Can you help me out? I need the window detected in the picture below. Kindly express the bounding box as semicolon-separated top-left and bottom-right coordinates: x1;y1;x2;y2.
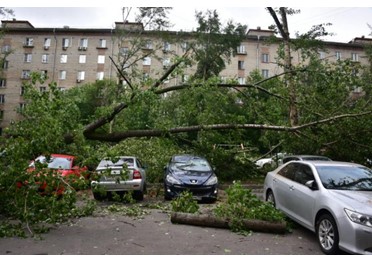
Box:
58;87;66;91
60;54;67;63
143;56;151;66
238;77;246;85
24;38;33;47
319;52;325;59
181;42;188;51
24;53;32;63
97;55;105;64
40;70;48;81
79;55;86;64
79;38;88;50
351;53;359;62
0;110;4;120
59;70;66;80
96;72;104;80
1;60;8;70
77;71;85;81
144;40;153;49
163;58;170;69
62;38;69;49
120;47;129;56
335;51;342;60
41;54;49;63
238;60;245;70
40;86;47;92
44;38;51;49
163;42;171;52
21;70;31;79
181;74;189;83
143;72;149;81
261;53;269;63
0;79;6;87
99;39;107;48
1;45;10;53
237;45;246;54
277;163;296;180
262;69;269;78
0;94;5;104
19;103;26;112
20;86;26;96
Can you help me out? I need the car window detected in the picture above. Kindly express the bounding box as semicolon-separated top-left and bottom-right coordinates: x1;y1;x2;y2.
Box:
277;163;296;180
98;158;134;168
171;158;212;172
136;159;143;168
47;157;72;170
283;157;299;164
294;163;315;185
303;156;331;161
316;165;372;190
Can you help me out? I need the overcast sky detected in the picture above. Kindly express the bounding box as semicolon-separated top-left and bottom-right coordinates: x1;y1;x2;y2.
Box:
2;2;372;43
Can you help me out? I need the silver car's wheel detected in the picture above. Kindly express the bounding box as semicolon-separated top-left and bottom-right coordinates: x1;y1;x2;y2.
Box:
266;190;276;207
316;214;339;255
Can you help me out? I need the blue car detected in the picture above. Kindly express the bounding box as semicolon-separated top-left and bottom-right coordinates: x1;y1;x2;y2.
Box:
163;154;218;202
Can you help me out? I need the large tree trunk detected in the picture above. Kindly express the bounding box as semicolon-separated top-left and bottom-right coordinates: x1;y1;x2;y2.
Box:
170;212;287;234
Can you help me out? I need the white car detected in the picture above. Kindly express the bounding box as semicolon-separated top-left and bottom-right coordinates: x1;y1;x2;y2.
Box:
255;152;286;169
263;160;372;254
91;156;147;201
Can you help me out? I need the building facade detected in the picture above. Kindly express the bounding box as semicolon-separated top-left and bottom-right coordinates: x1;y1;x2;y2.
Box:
0;19;371;134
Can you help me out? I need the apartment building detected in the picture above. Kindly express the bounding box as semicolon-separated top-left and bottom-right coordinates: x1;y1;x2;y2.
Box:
0;19;371;135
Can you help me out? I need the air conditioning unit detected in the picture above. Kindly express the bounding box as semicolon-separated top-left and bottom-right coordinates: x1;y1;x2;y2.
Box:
44;46;49;50
62;46;68;50
78;46;87;51
76;79;81;83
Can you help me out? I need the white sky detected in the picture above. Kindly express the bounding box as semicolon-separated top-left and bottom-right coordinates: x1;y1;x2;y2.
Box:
2;1;372;43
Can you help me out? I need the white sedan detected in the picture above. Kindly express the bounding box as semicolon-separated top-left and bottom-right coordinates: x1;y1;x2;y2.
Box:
263;160;372;254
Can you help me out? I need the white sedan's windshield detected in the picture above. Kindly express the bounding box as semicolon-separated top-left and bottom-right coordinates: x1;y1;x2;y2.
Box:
317;166;372;191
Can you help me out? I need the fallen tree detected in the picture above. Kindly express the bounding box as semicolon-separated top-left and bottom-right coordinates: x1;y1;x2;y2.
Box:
170;212;287;234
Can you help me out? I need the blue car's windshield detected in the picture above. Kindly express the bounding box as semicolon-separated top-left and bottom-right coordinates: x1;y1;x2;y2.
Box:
171;158;212;172
316;165;372;191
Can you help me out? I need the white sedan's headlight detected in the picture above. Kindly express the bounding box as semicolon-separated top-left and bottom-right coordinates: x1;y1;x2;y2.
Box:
345;209;372;228
205;175;218;186
166;175;181;185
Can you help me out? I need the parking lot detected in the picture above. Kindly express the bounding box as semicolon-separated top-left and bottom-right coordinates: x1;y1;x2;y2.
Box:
0;186;328;255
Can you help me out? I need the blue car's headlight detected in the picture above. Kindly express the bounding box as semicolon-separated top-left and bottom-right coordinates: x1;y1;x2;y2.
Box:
166;174;181;185
345;209;372;228
205;175;218;186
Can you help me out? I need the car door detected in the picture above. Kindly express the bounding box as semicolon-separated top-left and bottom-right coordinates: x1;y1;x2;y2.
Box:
285;163;318;229
273;163;298;215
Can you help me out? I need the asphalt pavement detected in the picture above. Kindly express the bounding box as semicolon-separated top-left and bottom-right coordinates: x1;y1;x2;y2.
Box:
0;190;325;255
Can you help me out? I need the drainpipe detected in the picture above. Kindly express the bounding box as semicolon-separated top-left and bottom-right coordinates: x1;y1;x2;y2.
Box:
52;28;57;81
256;35;260;69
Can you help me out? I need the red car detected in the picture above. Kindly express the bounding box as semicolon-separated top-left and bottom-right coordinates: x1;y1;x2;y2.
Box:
19;154;89;195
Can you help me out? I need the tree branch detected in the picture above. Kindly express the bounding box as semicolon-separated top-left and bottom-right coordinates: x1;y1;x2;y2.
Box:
83;111;372;142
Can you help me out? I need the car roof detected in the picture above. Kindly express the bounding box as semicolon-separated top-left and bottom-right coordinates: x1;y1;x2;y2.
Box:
284;155;331;160
297;160;365;168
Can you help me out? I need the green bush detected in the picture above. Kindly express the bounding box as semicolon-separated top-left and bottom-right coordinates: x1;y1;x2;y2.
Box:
214;181;286;233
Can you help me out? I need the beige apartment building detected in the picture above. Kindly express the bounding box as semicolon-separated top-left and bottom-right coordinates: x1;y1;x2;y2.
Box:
0;19;371;135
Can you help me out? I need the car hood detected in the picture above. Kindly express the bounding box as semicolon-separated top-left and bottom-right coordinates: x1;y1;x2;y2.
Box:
329;190;372;212
170;170;214;185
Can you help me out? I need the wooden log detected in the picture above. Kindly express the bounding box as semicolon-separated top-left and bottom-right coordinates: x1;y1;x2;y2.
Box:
170;212;287;234
171;212;230;228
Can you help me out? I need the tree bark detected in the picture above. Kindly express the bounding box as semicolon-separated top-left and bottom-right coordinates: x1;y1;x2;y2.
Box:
170;212;287;234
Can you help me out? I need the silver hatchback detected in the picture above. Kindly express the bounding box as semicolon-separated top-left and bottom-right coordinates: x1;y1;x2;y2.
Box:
91;156;147;201
263;161;372;254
